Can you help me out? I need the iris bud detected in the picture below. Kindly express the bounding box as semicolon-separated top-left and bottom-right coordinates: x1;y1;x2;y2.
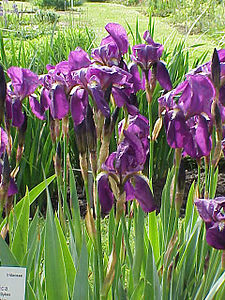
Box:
86;105;97;177
98;108;120;171
85;203;97;247
152;117;162;141
86;104;97;153
49;112;56;144
0;153;10;208
54;142;61;177
16;112;27;163
175;159;185;213
211;48;220;91
74;120;88;182
74;120;87;155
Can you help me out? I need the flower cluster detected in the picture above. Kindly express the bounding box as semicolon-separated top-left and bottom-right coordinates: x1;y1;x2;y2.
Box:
3;22;172;215
159;49;225;161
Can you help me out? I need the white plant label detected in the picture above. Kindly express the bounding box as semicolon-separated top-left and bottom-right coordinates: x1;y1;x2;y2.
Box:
0;267;26;300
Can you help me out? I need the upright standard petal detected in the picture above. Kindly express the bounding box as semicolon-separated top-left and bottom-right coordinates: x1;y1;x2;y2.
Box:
105;23;129;55
98;173;114;214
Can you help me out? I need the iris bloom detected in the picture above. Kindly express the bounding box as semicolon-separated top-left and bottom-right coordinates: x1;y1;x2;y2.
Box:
188;49;225;106
195;198;225;250
118;113;149;154
92;23;129;67
7;67;39;127
30;47;91;122
159;74;214;159
131;31;172;91
98;130;157;214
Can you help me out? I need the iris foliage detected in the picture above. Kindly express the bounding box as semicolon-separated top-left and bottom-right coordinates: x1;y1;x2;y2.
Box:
0;17;225;300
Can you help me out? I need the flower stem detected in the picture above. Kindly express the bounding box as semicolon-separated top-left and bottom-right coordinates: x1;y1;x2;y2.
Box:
197;161;201;196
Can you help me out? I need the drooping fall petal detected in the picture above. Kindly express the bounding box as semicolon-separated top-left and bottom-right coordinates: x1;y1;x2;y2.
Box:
50;85;69;120
98;173;114;214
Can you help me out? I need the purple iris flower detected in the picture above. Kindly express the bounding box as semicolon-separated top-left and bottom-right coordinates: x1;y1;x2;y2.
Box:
188;49;225;107
101;23;129;56
87;65;139;115
91;43;120;67
31;48;91;122
98;130;157;214
45;47;91;90
30;84;69;121
159;73;215;159
92;23;129;68
118;113;149;154
131;30;172;91
163;108;212;159
195;198;225;250
6;67;39;127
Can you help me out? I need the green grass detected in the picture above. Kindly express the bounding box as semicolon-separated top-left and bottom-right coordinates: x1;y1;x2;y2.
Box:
65;2;217;67
2;1;219;68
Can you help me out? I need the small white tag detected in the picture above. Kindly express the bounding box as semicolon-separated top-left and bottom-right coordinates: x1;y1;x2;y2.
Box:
0;267;26;300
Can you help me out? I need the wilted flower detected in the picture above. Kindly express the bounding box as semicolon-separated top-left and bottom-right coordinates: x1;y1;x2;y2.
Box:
195;198;225;250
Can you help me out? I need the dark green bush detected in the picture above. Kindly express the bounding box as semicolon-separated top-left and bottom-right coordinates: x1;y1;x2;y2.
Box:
34;0;69;10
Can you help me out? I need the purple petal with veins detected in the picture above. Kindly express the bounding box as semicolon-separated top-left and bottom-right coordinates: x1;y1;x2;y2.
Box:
156;61;172;91
7;67;39;99
70;87;88;126
29;95;46;120
12;99;24;127
132;175;157;213
50;85;69;120
105;23;129;55
98;173;114;214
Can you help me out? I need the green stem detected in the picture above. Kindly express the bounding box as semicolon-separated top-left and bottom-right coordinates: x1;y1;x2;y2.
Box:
121;212;133;267
95;179;104;287
84;180;91;207
148;101;154;189
197;162;201;196
94;250;100;300
63;134;68;213
204;157;209;198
